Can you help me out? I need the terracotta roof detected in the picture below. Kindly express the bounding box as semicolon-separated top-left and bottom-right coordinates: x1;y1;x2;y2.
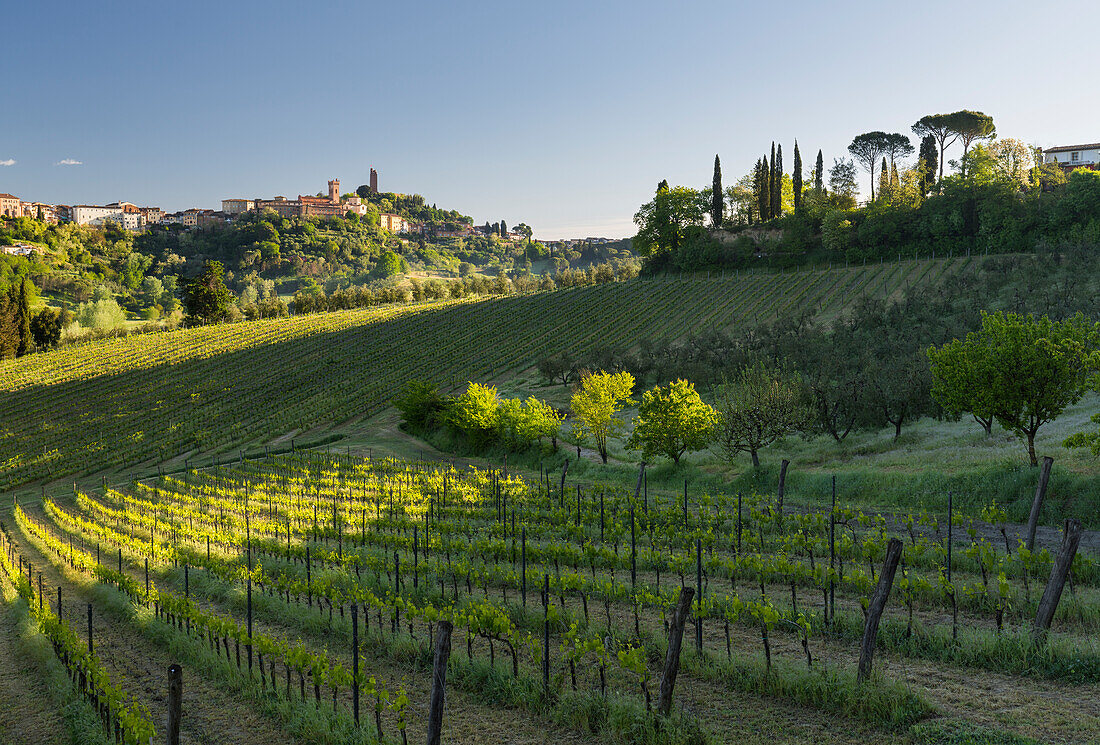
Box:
1044;143;1100;153
0;193;18;199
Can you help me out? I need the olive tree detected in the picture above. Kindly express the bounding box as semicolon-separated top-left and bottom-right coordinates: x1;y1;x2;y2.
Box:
712;362;811;467
929;311;1098;465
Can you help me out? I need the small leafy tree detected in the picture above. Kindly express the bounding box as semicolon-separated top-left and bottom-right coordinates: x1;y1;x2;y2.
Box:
929;311;1099;465
627;379;717;465
393;380;450;430
29;307;62;350
183;260;234;326
712;362;811;467
571;370;635;464
446;382;500;448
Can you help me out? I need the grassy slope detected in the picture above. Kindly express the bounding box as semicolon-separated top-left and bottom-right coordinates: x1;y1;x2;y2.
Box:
1;258;968;493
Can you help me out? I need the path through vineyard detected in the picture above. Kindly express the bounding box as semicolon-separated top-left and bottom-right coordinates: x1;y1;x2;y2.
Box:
0;596;67;745
5;518;294;745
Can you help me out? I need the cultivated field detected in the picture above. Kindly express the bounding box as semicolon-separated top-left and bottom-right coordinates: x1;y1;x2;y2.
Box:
2;452;1096;745
1;258;971;490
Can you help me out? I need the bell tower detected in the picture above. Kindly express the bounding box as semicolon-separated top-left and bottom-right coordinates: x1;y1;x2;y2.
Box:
328;179;340;203
369;168;378;194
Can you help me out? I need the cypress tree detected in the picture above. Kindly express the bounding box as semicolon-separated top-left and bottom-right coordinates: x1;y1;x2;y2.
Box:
815;149;824;192
772;143;783;218
769;143;776;220
0;289;12;359
878;157;890;199
711;154;723;227
757;157;769;222
792;141;803;211
918;135;938;194
501;220;507;236
15;278;30;357
890;162;900;189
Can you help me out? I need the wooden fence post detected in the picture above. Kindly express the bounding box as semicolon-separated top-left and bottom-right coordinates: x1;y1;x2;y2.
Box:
425;620;453;745
1033;519;1083;645
857;538;903;683
657;586;694;717
1026;457;1054;551
167;664;182;745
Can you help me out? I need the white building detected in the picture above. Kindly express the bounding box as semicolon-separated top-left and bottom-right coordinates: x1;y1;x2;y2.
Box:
1043;143;1100;171
71;202;147;232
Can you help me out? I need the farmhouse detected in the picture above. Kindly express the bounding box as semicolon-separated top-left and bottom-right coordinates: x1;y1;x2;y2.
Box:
1043;143;1100;171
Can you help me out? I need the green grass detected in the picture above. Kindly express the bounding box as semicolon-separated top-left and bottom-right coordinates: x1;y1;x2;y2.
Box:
906;720;1041;745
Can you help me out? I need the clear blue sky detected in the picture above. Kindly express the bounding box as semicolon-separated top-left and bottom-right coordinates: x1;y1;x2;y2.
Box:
3;0;1098;239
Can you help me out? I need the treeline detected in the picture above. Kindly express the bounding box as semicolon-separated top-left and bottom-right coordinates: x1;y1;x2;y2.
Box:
538;246;1100;444
635;108;1097;272
291;259;639;314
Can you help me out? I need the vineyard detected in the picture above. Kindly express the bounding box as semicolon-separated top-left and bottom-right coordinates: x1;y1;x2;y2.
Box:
0;257;975;490
2;451;1097;744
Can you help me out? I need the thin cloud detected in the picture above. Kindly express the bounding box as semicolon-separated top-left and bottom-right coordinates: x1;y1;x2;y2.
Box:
55;158;83;166
0;159;14;167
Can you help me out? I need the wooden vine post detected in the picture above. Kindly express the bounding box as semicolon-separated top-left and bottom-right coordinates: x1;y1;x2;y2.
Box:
857;538;903;684
351;604;360;727
425;620;453;745
657;586;694;717
1033;519;1083;645
777;459;790;529
1025;456;1054;551
246;578;253;675
167;664;182;745
829;476;836;624
521;527;527;607
542;574;550;694
695;539;703;651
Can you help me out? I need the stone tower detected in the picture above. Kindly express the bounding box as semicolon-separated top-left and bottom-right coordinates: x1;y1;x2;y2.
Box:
369;168;378;194
328;179;340;203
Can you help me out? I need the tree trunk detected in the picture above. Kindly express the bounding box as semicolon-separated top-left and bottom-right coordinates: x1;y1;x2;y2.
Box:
1026;456;1054;551
1033;520;1082;645
1027;431;1038;467
657;586;695;718
750;449;760;468
973;414;993;436
857;538;903;684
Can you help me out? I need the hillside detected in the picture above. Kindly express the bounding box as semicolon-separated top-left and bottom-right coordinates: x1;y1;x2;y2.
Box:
0;257;972;489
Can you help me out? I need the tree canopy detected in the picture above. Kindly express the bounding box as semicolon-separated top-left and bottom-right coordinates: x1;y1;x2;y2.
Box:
627;379;716;464
571;370;635;463
712;363;810;467
929;311;1099;465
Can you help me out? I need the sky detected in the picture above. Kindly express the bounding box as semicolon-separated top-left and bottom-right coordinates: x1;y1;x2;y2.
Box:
3;0;1099;239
